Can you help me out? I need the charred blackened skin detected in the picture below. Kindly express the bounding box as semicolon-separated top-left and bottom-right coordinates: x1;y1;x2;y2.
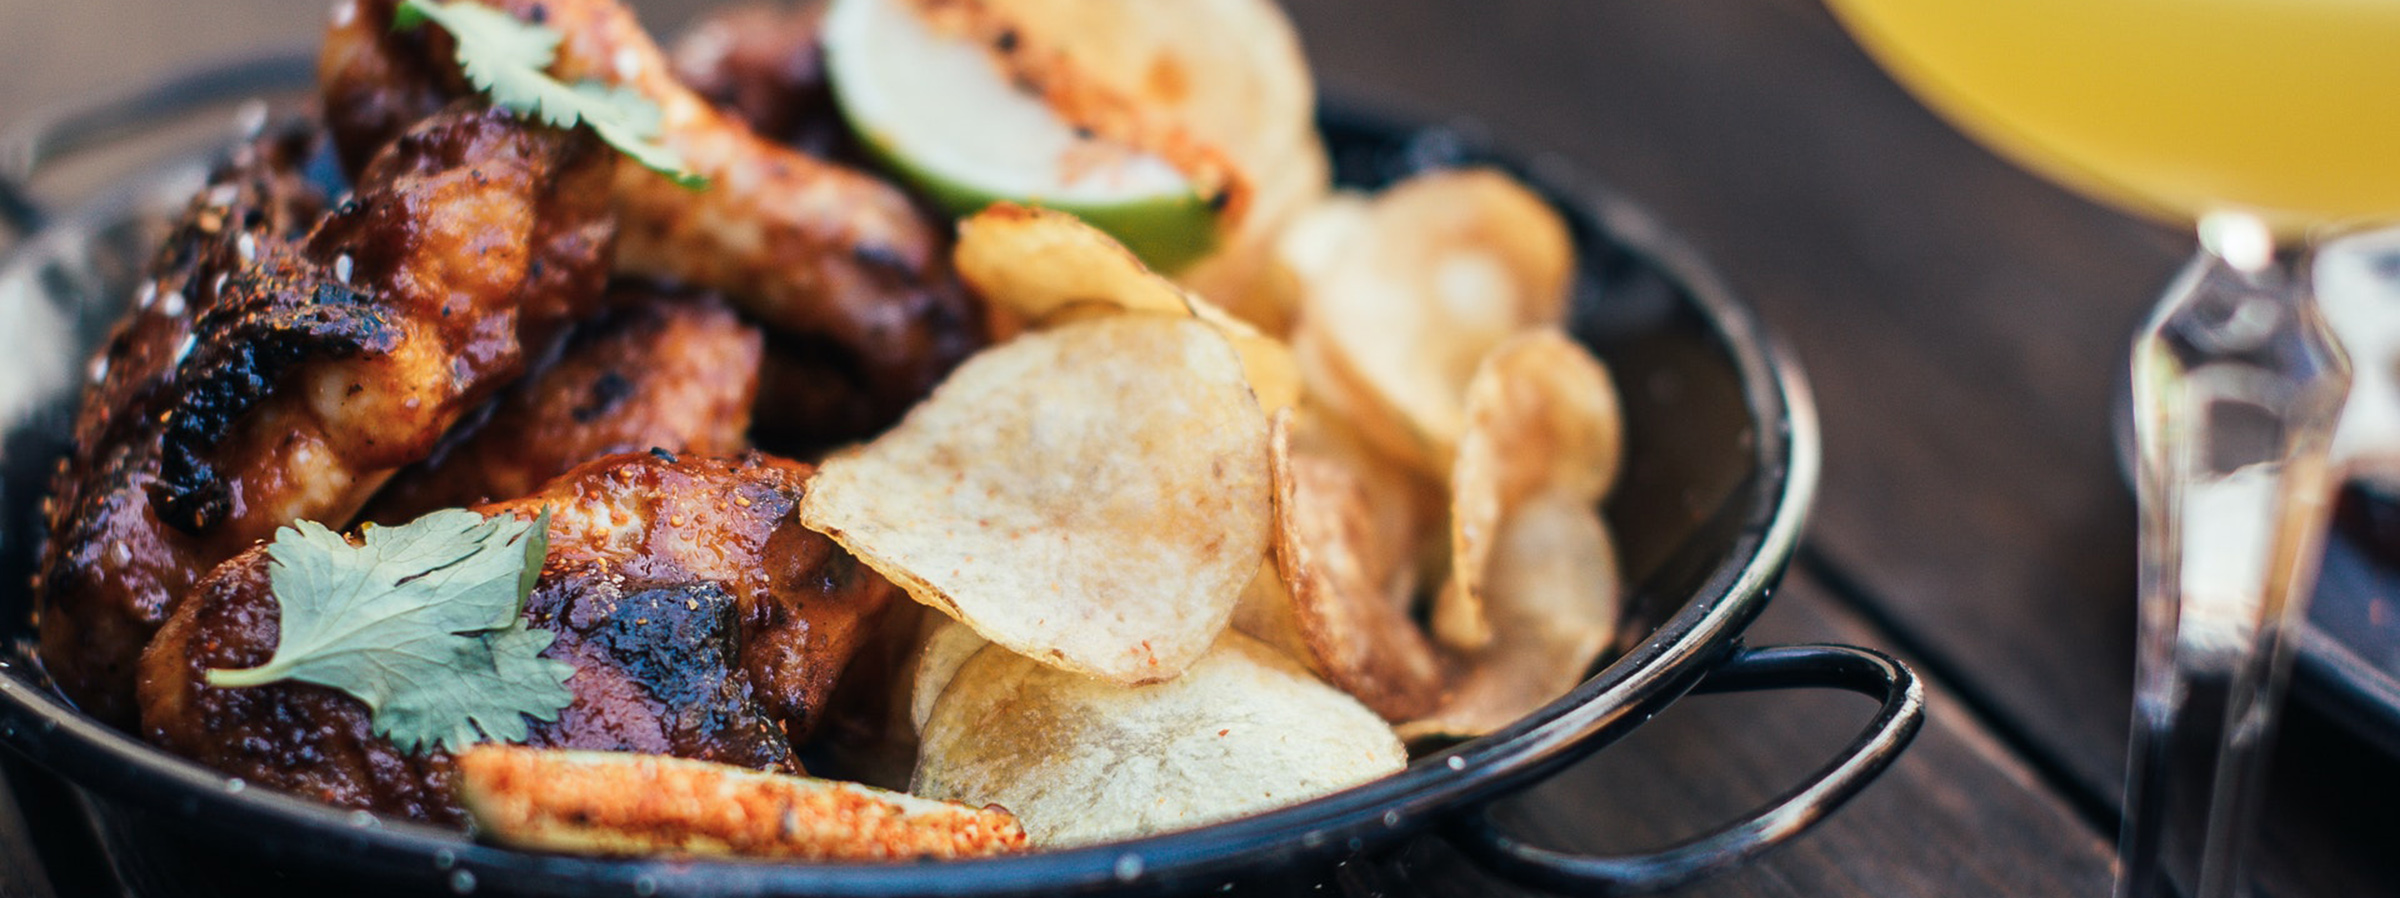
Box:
138;452;897;823
152;278;398;533
568;583;794;769
33;126;335;724
41;106;619;725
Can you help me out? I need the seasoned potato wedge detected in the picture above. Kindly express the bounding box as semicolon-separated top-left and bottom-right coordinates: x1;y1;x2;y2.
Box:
454;747;1027;860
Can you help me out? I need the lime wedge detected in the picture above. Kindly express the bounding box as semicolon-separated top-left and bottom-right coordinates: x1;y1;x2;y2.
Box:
822;0;1219;272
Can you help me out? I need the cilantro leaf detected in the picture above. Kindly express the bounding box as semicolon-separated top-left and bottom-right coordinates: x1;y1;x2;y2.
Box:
394;0;707;189
207;507;576;755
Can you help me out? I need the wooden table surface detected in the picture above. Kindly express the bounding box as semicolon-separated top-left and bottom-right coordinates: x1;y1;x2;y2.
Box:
4;1;2396;896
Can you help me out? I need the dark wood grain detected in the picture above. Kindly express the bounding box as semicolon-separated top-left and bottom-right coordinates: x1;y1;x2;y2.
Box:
1345;575;2114;898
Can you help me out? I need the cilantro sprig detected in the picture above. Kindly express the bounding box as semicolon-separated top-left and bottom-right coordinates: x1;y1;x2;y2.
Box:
394;0;706;189
208;508;576;755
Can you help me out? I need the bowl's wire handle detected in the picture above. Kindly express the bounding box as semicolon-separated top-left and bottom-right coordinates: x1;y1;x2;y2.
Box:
0;49;317;249
1442;643;1924;896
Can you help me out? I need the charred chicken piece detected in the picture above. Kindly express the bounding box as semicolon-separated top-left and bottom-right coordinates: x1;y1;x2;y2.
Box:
38;106;618;724
668;1;846;155
138;451;900;826
34;127;331;723
363;284;764;523
666;2;903;455
320;0;988;427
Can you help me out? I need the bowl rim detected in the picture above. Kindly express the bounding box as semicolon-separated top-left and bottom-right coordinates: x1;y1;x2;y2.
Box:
0;57;1820;896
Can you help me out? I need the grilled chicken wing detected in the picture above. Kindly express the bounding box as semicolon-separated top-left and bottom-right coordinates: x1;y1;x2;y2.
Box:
363;285;764;523
37;106;618;723
138;452;899;825
321;0;988;426
33;128;332;722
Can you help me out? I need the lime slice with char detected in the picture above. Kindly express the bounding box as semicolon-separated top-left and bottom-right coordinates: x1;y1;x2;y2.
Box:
822;0;1219;272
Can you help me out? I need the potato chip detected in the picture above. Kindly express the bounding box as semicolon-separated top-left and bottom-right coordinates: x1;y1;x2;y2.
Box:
1267;408;1445;721
1187;290;1304;414
913;632;1405;846
1272;190;1375;288
1439;328;1623;649
1228;559;1316;672
1177;133;1332;333
799;315;1270;685
1291;168;1575;476
954;203;1302;413
1401;493;1621;741
909;617;991;734
955;203;1191;326
454;747;1027;860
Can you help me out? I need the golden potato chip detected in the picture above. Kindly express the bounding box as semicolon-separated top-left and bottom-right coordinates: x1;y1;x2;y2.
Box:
1228;559;1315;673
800;315;1270;685
1188;289;1304;414
909;617;991;734
1272;190;1375;288
454;747;1027;860
955;203;1190;326
1267;408;1445;721
1177;132;1332;333
954;203;1302;413
1439;328;1623;649
913;632;1406;846
1401;493;1621;741
1291;168;1576;476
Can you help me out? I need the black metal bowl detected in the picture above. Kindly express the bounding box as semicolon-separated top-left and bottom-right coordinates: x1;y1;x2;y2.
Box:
0;52;1921;897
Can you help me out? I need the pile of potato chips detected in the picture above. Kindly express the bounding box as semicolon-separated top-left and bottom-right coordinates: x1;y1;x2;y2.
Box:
799;164;1628;845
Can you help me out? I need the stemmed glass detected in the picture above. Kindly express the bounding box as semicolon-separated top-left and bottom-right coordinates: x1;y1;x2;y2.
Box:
1816;2;2400;895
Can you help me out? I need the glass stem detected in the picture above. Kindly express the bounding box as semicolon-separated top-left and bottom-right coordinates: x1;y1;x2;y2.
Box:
2118;214;2349;898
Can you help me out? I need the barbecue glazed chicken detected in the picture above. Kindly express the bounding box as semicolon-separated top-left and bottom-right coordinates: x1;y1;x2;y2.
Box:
139;452;899;825
37;106;618;724
40;0;958;832
321;0;989;429
363;285;764;523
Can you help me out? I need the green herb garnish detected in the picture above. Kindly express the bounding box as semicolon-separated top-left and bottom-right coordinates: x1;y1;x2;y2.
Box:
393;0;706;188
207;507;575;755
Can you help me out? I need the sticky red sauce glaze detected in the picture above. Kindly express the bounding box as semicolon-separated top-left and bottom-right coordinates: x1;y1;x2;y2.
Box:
362;285;763;522
39;107;618;725
33;128;330;726
137;452;899;825
321;0;991;429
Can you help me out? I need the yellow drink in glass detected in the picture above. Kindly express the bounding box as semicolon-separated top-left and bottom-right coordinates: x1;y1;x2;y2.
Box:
1823;0;2400;233
1823;4;2399;897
